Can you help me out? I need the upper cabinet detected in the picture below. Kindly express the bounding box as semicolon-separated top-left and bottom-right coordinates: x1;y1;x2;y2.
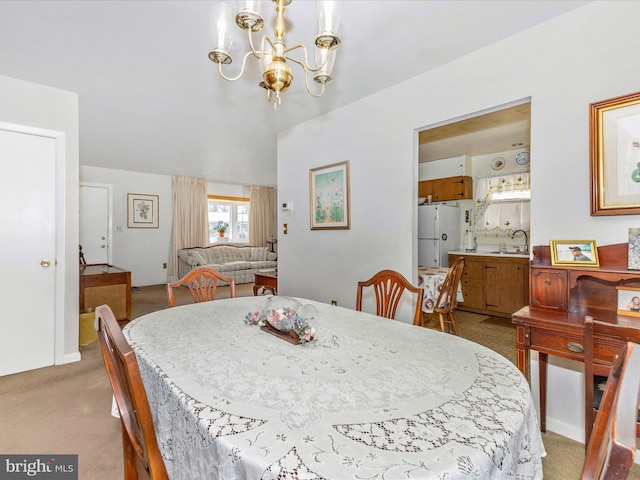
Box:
418;175;473;202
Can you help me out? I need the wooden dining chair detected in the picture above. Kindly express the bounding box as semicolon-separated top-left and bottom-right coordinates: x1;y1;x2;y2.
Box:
356;269;424;325
425;257;465;335
580;340;640;480
95;305;169;480
583;315;640;449
166;265;236;307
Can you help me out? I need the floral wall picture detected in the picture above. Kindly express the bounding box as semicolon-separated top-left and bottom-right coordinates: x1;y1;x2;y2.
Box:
590;90;640;215
309;161;350;230
628;228;640;270
127;193;159;228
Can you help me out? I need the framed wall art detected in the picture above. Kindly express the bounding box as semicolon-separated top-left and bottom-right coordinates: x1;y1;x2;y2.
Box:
549;240;599;267
590;90;640;215
309;160;350;230
127;193;159;228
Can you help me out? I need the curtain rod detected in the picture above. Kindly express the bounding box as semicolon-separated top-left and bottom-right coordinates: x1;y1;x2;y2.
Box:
475;171;530;180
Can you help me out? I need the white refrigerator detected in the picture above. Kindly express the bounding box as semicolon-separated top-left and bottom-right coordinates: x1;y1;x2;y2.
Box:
418;204;460;267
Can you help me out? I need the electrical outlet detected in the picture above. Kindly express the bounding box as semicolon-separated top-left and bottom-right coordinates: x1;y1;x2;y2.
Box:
331;300;337;306
163;263;167;269
283;223;288;234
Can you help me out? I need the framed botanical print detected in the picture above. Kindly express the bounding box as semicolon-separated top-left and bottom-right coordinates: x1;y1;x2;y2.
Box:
127;193;159;228
590;90;640;215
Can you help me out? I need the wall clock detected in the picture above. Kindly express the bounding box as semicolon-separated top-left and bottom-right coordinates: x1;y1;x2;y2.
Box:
515;150;530;167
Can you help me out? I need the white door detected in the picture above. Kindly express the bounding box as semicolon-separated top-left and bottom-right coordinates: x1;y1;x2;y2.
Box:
0;129;56;376
80;184;111;264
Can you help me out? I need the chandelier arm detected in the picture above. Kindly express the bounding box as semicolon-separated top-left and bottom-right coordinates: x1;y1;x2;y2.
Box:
217;51;255;81
284;43;328;73
300;68;326;98
246;28;275;60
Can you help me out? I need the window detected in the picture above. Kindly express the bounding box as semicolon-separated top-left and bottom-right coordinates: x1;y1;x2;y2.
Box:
208;196;250;243
474;173;530;235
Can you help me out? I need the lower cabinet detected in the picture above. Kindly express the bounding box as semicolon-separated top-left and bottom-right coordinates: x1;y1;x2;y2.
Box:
448;254;529;318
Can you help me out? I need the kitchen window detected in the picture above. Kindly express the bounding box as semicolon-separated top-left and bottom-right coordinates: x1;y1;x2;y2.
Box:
474;172;530;235
208;196;250;244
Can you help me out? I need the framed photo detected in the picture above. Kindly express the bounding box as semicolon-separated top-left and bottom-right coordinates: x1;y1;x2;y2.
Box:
616;286;640;317
309;161;350;230
127;193;159;228
550;240;599;266
590;91;640;216
628;228;640;270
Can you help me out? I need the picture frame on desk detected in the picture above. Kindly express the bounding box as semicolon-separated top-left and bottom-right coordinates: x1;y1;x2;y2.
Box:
616;286;640;317
590;90;640;216
628;228;640;270
549;239;599;266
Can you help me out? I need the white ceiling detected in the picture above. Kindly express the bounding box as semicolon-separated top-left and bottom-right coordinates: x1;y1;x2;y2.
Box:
0;1;588;184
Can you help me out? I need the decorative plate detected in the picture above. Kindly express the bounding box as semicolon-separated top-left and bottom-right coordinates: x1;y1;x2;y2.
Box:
491;157;505;171
515;150;530;167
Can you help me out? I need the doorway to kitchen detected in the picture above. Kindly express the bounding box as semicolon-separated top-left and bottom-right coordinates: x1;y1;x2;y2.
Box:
417;98;531;251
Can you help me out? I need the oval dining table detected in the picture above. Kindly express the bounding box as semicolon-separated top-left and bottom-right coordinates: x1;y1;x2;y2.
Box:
123;296;545;480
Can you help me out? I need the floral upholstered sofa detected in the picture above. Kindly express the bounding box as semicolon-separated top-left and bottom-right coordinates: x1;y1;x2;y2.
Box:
176;245;277;285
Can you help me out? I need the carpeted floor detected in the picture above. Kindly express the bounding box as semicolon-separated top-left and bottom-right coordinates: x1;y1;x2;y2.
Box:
1;284;638;479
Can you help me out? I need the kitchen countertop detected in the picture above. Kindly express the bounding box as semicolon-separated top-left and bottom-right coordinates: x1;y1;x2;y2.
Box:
449;249;530;258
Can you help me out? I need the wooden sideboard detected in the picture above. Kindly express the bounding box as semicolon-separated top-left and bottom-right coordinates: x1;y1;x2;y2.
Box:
80;264;131;324
512;243;640;431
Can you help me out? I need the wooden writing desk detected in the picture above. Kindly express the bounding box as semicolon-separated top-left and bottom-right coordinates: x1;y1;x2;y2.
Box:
512;243;640;431
80;264;131;324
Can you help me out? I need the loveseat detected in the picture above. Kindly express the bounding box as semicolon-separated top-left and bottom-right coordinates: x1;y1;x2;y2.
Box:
177;245;277;285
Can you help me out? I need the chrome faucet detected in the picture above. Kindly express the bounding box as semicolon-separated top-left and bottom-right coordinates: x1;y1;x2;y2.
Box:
512;229;528;253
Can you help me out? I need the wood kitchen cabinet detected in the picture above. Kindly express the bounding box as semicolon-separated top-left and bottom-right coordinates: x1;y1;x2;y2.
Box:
419;176;472;202
448;253;529;318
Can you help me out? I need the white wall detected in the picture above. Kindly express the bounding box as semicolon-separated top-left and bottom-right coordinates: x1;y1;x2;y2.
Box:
80;167;274;285
80;166;172;286
277;1;640;442
0;74;79;363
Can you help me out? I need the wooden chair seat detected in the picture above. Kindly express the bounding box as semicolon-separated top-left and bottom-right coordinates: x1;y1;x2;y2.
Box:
356;269;424;325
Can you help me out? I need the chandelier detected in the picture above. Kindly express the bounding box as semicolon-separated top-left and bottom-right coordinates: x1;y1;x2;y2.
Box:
208;0;342;109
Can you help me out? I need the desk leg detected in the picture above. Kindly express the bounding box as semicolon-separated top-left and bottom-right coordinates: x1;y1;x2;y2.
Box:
515;326;529;377
539;352;548;432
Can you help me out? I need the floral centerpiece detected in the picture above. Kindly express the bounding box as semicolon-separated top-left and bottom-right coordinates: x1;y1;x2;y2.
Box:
245;297;317;344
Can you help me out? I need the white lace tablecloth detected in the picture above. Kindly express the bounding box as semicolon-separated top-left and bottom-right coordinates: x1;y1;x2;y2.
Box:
123;296;545;480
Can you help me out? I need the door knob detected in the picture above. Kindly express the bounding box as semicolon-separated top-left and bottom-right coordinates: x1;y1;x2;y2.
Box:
101;245;106;248
41;260;51;268
101;237;106;240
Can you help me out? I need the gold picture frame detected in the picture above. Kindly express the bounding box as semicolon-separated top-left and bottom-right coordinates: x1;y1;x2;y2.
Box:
550;240;599;267
127;193;159;228
309;161;350;230
590;90;640;215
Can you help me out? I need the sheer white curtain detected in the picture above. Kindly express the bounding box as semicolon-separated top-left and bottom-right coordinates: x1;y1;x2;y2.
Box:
249;186;275;247
168;176;209;282
474;172;530;236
